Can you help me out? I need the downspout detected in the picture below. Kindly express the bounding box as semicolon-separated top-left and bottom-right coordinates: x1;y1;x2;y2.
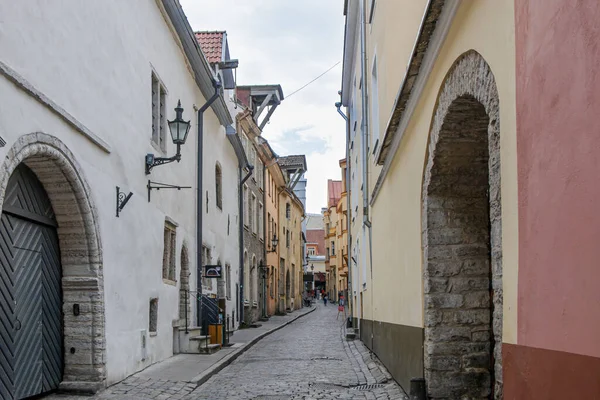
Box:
196;80;221;327
336;100;352;322
360;0;375;350
239;165;253;324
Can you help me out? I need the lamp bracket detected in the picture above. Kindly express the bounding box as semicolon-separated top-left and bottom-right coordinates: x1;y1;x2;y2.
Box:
147;180;191;202
145;144;181;174
116;186;133;217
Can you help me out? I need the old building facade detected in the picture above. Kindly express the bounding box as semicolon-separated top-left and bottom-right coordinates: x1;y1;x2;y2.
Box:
323;162;349;302
0;0;246;396
277;156;307;313
305;214;326;293
340;0;600;399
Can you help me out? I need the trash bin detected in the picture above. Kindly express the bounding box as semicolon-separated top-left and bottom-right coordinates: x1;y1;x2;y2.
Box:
208;324;223;345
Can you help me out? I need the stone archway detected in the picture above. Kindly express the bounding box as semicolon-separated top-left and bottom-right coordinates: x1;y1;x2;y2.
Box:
0;132;106;393
179;243;190;325
422;51;502;399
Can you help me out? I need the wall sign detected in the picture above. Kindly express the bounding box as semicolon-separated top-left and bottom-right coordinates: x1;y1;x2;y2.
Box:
204;264;222;278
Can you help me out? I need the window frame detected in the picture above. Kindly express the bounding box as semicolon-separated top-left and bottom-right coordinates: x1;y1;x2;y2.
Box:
215;162;223;210
151;71;167;152
162;221;177;282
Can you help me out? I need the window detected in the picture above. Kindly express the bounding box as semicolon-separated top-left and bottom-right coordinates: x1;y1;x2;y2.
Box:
151;72;167;151
286;230;290;248
267;212;271;242
371;56;380;152
308;247;316;256
331;241;335;256
226;264;232;299
149;298;158;334
270;266;274;298
258;202;264;240
215;163;222;210
251;194;257;234
243;184;249;227
162;221;176;281
286;203;291;219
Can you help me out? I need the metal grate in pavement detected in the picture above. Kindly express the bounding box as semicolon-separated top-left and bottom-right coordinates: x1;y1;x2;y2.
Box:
350;383;385;390
309;382;345;391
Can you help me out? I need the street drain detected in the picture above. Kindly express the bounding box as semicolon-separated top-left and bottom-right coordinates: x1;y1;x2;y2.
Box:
350;384;385;391
309;382;345;391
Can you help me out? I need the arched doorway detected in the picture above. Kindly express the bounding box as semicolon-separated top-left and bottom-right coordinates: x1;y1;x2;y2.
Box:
179;244;190;325
422;52;502;399
0;164;62;399
250;255;257;305
0;133;106;395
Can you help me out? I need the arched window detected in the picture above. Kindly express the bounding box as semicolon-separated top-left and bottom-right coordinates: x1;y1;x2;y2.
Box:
215;163;222;209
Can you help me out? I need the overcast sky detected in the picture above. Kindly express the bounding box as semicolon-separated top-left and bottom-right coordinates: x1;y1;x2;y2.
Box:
180;0;346;214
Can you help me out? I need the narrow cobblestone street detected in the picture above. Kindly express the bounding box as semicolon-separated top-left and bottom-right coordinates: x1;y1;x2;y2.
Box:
47;304;406;400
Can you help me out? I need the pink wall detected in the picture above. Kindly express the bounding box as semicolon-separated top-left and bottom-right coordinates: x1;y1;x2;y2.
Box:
516;0;600;357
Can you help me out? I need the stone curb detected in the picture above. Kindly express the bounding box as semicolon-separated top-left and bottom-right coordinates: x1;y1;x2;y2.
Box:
190;306;316;386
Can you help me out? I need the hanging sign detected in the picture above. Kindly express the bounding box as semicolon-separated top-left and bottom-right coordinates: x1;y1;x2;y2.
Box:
204;264;222;278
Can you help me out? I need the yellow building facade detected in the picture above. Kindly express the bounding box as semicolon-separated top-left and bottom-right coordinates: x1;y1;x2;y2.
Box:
323;160;349;303
341;1;516;398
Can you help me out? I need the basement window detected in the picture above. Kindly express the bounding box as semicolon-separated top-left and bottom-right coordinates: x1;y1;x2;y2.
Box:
149;298;158;334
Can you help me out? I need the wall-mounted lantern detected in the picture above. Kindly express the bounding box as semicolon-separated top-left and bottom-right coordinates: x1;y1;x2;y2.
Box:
267;234;278;253
145;100;191;174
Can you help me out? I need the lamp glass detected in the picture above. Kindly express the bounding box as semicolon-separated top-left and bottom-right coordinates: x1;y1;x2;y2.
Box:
169;119;190;145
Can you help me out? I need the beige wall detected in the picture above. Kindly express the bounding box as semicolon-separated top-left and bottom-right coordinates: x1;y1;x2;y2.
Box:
278;190;304;309
349;1;518;342
265;168;279;315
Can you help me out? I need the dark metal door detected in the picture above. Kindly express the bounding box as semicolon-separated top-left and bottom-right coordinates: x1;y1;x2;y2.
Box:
0;164;62;399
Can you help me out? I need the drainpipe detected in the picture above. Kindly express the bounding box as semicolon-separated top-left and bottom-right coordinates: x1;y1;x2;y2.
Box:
196;80;221;327
359;0;375;351
336;100;353;323
239;165;253;324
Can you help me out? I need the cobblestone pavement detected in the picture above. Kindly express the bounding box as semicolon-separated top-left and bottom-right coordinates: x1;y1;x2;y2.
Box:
46;304;407;399
188;304;406;400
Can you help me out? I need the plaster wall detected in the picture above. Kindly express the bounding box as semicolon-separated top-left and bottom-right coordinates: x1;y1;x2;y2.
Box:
265;168;279;315
367;0;517;338
515;0;600;359
0;0;240;384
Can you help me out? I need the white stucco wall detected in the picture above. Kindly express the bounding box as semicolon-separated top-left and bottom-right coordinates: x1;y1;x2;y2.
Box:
0;0;239;384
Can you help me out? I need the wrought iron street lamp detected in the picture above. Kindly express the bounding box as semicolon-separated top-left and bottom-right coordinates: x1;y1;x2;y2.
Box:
267;234;279;253
145;100;191;174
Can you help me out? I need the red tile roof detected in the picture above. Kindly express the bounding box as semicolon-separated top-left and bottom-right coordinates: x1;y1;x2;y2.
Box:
195;31;225;63
328;180;342;208
306;229;325;255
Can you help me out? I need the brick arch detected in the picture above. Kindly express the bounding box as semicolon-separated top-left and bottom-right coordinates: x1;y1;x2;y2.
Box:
0;132;106;393
422;51;502;399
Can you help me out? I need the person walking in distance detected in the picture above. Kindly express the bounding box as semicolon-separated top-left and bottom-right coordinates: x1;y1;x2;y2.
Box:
323;292;328;306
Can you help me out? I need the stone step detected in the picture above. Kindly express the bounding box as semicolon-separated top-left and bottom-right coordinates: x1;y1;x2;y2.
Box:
189;335;210;341
345;332;356;341
198;343;221;354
